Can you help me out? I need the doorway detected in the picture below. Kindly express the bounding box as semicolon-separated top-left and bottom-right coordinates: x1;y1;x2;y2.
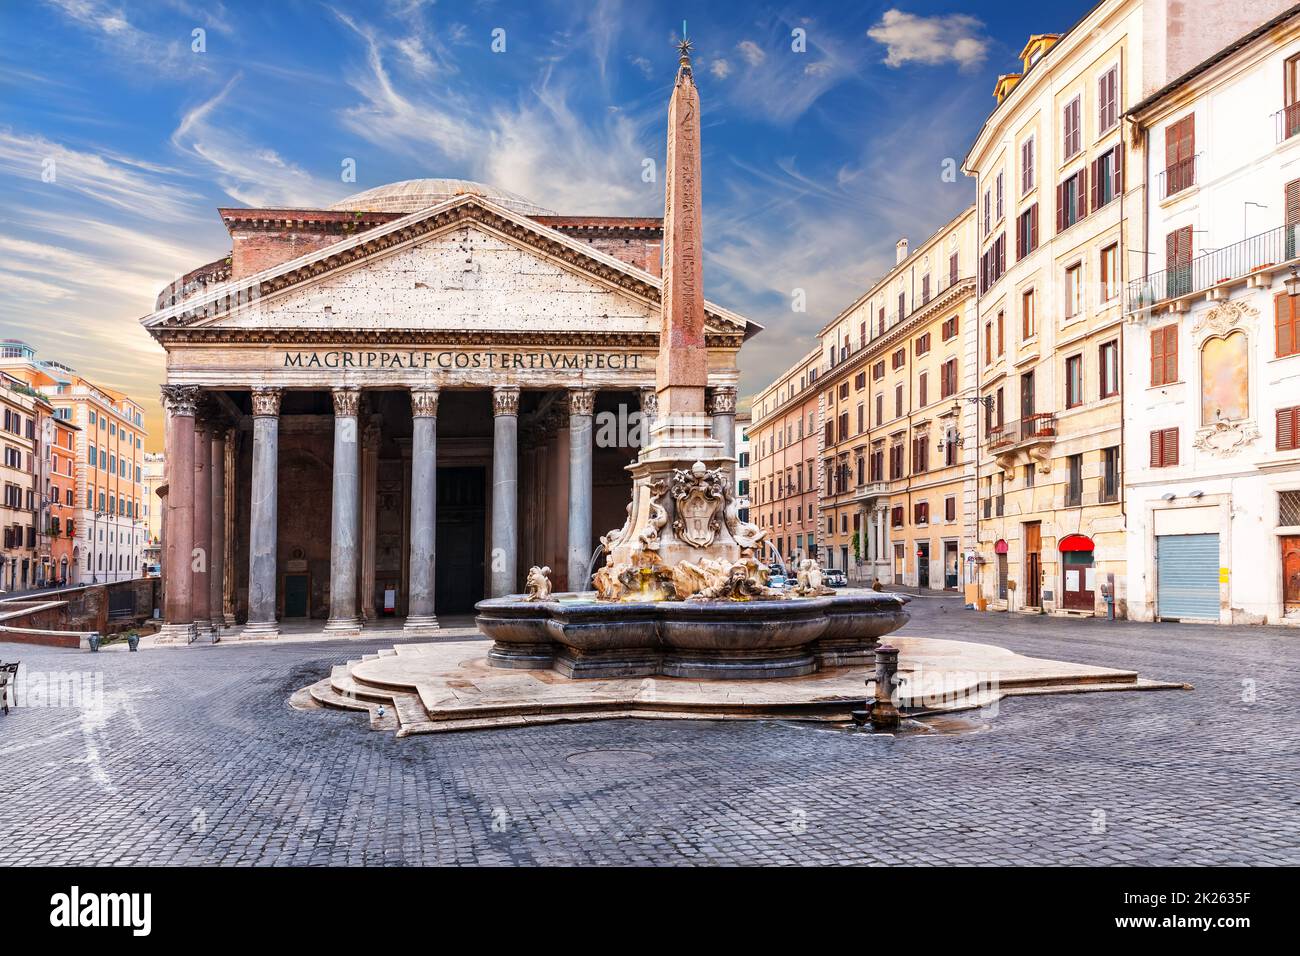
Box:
1024;521;1042;608
1062;552;1095;610
284;574;310;618
917;541;930;589
943;541;958;589
436;466;486;615
1283;536;1300;614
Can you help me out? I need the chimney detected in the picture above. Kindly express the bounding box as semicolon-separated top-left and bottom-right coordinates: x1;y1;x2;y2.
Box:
895;238;909;265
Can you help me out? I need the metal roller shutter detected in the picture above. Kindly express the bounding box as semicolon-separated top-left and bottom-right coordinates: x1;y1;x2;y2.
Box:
1156;533;1219;621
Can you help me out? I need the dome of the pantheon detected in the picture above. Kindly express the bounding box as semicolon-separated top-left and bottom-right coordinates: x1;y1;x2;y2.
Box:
328;178;555;216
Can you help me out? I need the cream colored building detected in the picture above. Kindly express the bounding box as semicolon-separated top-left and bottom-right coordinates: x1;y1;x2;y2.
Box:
817;207;980;589
962;0;1289;617
0;370;47;591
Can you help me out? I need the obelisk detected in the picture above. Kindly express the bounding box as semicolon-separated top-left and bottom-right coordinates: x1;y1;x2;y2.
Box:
656;37;708;419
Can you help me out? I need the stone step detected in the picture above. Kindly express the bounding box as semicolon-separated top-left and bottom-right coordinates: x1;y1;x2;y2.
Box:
305;678;400;732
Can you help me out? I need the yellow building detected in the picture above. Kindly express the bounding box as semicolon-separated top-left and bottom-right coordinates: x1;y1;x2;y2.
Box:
1;370;49;591
817;207;980;589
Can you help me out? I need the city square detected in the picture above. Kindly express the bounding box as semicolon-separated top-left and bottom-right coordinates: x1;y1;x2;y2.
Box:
0;0;1296;920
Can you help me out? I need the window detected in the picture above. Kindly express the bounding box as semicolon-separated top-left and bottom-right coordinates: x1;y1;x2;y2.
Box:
1016;204;1039;259
1277;405;1300;451
1098;66;1118;133
891;505;904;528
875;393;883;426
854;371;867;390
942;315;959;340
983;189;992;236
1065;354;1083;408
940;358;958;399
1100;243;1119;301
1065;263;1083;319
913;501;930;525
911;433;929;474
1151;324;1178;385
1166;225;1193;298
872;360;885;381
889;444;904;480
1065;453;1083;506
1063;96;1082;158
979;233;1007;293
1149;427;1179;467
891;348;906;370
1057;169;1087;231
1022;288;1036;339
857;404;864;433
894;384;903;418
918;372;928;408
898;291;906;320
996;310;1005;356
984;322;993;366
915;333;931;356
1277;293;1300;358
1021;136;1035;194
1023;463;1035;488
995;171;1004;221
1102;446;1120;502
949;253;959;286
945;496;956;522
921;274;931;304
838;382;850;400
870;446;883;482
1165;114;1196;196
1099;340;1119;398
1285;53;1300;140
1091;145;1123;209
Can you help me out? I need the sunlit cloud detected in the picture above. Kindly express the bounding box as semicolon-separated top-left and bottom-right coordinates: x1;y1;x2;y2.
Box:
867;9;990;71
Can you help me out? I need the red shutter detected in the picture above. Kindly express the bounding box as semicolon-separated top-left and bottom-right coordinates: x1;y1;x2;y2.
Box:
1165;325;1178;384
1149;430;1162;466
1015;214;1023;259
1278;293;1298;357
1113;144;1124;194
1286;178;1300;225
1076;167;1088;221
1030;203;1038;251
1057;182;1066;231
1090;158;1101;211
1163;428;1179;466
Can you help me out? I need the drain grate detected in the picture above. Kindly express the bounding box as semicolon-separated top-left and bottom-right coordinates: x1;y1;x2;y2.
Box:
565;749;655;767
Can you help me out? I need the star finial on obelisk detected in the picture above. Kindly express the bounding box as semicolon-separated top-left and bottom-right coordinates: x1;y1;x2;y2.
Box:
657;33;706;416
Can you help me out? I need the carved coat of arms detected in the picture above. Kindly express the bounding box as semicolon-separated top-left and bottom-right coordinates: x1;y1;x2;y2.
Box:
671;461;724;549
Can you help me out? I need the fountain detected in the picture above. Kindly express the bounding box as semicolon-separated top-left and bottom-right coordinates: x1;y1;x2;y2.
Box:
475;39;911;680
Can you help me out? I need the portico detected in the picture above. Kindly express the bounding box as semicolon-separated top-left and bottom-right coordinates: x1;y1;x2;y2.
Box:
143;180;755;640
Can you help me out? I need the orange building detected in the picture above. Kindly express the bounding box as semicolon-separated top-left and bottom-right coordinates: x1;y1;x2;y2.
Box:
43;414;79;585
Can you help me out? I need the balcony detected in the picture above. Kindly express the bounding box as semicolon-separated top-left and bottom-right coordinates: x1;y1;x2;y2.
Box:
988;413;1057;451
1125;222;1300;313
1275;102;1300;143
1158;154;1200;200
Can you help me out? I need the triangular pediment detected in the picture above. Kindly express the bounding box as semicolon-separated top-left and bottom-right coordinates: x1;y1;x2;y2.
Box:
141;194;756;343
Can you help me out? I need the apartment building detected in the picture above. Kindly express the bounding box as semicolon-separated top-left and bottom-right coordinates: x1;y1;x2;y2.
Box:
733;410;752;525
43;412;79;585
1124;5;1300;624
0;341;149;584
748;347;822;569
1;371;47;591
142;451;165;573
817;208;980;589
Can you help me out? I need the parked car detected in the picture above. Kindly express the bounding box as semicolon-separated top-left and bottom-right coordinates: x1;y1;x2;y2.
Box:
823;568;848;588
768;573;788;590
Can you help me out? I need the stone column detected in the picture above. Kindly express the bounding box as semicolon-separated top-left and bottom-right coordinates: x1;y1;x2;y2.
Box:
707;385;738;460
222;429;237;625
157;385;198;644
325;387;362;635
242;387;281;639
360;419;380;621
191;417;213;640
567;388;595;591
405;387;440;634
490;385;519;597
209;425;227;637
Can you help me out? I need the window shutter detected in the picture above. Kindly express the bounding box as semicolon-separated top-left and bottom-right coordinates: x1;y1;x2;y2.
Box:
1076;167;1088;221
1278;407;1298;451
1149;430;1162;467
1030;203;1038;250
1278;293;1297;357
1015;215;1023;259
1163;428;1179;466
1090;158;1100;211
1151;328;1164;385
1165;325;1178;384
1113;144;1124;194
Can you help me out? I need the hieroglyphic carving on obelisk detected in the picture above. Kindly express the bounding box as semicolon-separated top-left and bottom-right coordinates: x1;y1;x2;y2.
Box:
656;38;708;416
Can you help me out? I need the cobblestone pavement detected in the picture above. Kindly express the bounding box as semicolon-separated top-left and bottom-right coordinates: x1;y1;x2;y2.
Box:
0;600;1295;865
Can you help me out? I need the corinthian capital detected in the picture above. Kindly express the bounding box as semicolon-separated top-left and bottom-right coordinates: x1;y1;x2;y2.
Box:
569;388;596;418
160;384;200;418
332;386;361;418
409;386;440;418
706;385;737;415
493;385;520;417
250;387;282;418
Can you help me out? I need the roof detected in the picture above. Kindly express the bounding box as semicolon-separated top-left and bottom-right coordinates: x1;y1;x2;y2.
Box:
328;178;555;217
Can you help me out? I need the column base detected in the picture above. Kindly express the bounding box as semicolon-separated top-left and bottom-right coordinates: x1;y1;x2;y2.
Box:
323;617;363;637
402;614;441;635
155;622;197;644
239;620;280;640
223;613;237;627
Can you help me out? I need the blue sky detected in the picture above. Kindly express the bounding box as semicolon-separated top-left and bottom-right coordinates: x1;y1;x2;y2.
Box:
0;0;1094;447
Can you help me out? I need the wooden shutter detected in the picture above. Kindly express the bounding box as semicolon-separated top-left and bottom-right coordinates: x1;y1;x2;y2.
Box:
1165;226;1192;270
1278;292;1299;357
1030;203;1038;251
1163;428;1179;466
1113;144;1124;194
1277;406;1299;451
1286;179;1300;225
1167;115;1195;167
1076;167;1088;221
1089;158;1101;211
1015;213;1023;259
1056;182;1066;232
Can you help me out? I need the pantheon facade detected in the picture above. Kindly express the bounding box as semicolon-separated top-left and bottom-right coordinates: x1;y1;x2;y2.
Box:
143;179;756;640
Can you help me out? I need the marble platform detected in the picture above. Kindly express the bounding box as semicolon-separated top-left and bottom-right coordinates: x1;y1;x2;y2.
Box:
291;636;1190;736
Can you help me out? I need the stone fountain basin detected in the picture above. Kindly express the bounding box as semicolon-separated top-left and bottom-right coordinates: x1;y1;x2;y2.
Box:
475;588;911;680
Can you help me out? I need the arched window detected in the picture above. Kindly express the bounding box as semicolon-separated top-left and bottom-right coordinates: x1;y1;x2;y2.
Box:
1200;331;1249;424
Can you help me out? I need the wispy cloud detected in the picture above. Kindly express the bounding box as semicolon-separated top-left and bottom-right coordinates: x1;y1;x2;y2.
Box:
43;0;206;74
867;9;989;71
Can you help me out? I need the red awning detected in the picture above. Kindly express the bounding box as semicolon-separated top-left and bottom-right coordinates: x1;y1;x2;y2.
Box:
1059;533;1094;552
994;539;1009;554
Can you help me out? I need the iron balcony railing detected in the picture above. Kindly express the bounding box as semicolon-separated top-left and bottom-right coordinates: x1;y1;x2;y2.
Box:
1275;103;1300;143
1158;153;1201;200
1125;222;1300;313
987;413;1057;451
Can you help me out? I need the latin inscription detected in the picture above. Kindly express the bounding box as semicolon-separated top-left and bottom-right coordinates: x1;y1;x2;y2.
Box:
282;350;644;371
